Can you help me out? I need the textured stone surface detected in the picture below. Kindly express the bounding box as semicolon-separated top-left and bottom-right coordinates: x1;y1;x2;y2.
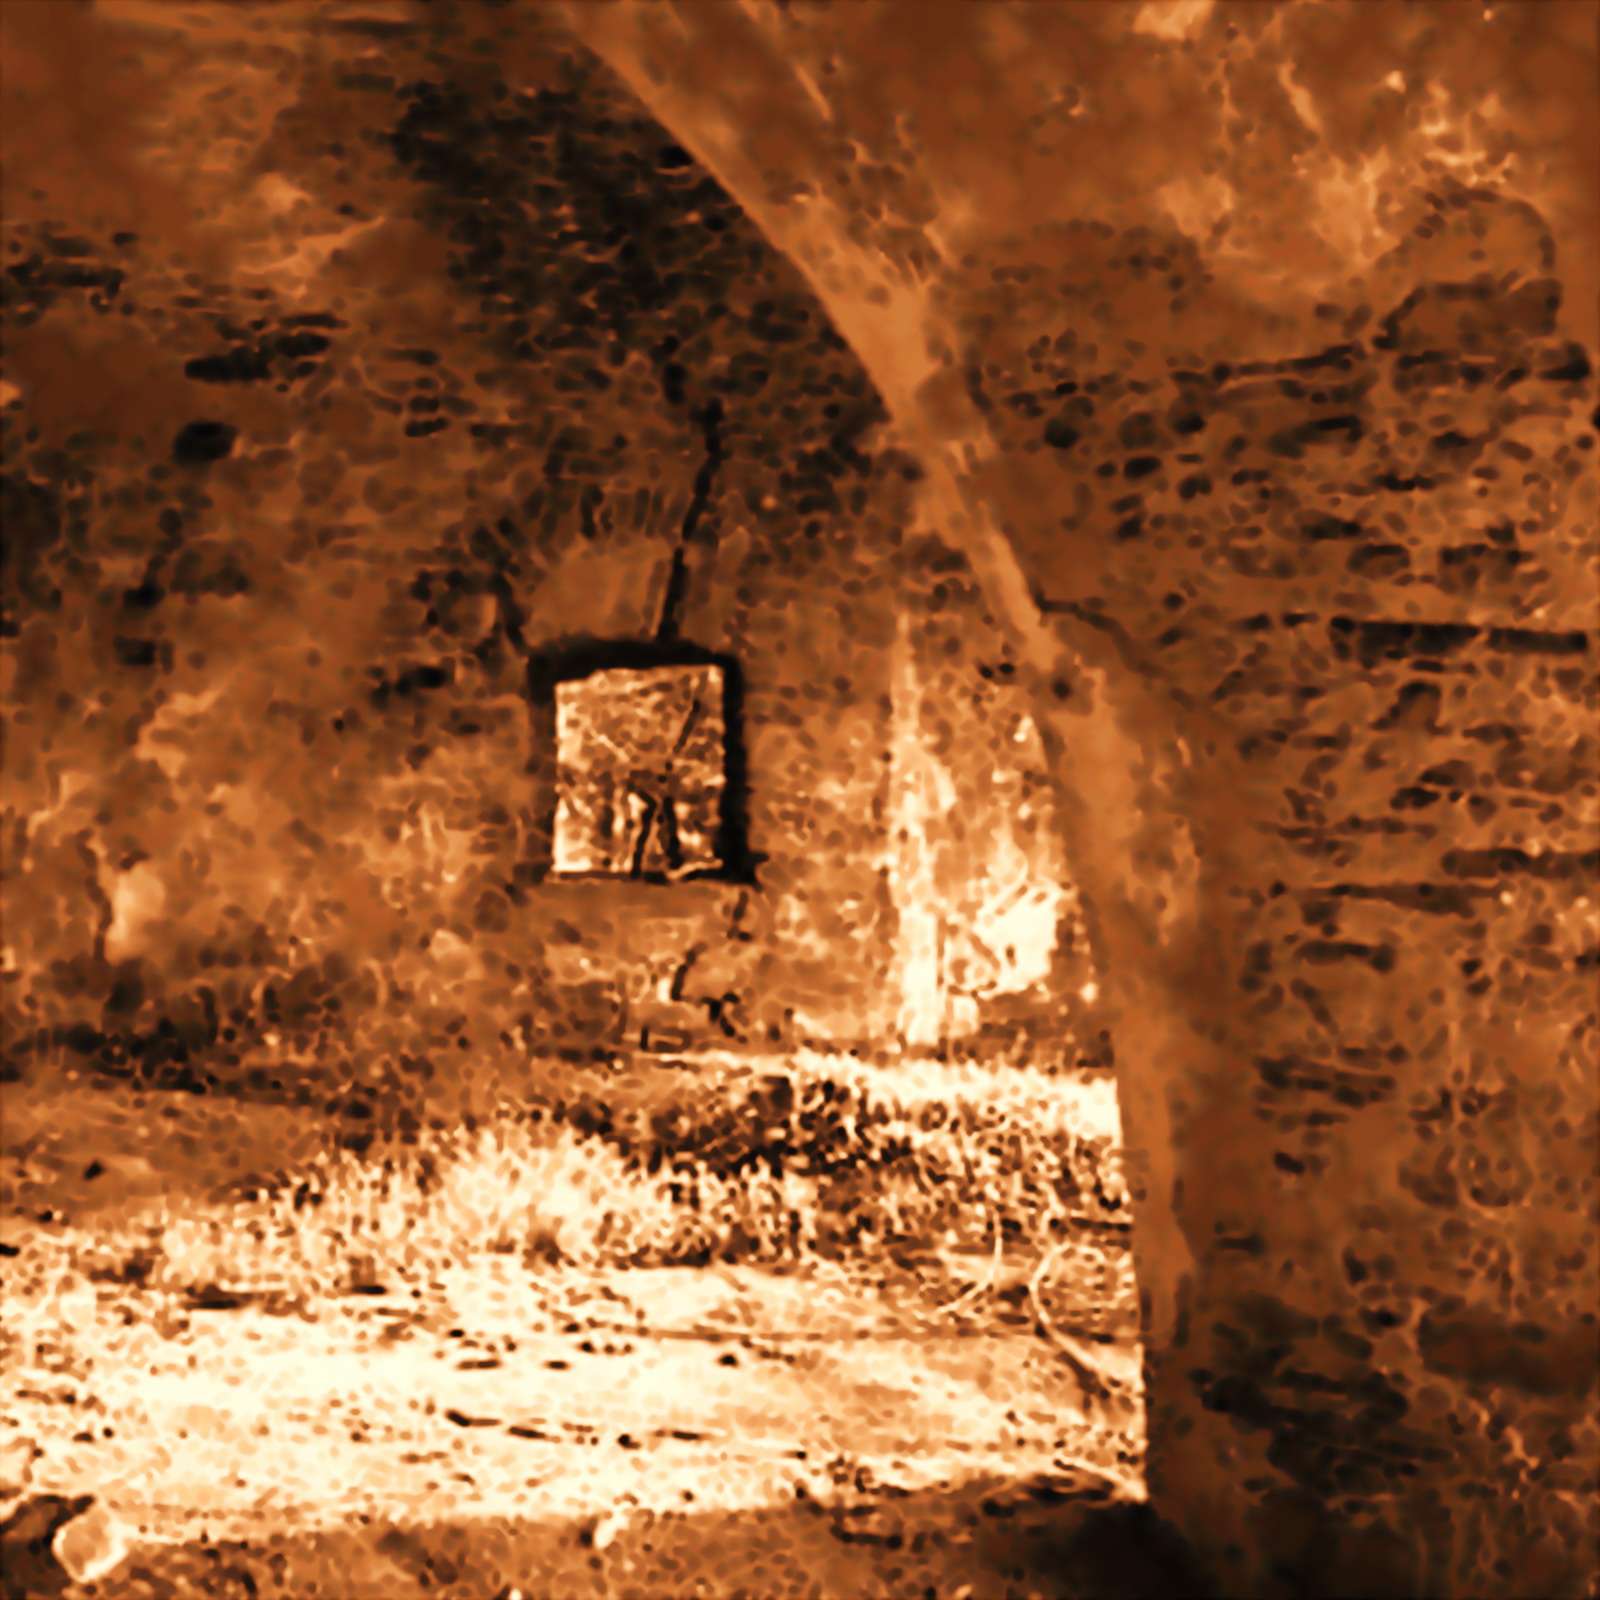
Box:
0;1490;131;1596
0;4;1067;1080
2;3;1596;1596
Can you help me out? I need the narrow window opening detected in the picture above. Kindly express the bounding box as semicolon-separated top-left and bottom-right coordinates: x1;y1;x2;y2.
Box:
529;641;752;884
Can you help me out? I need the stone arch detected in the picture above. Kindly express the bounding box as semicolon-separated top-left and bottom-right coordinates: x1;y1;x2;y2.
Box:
552;6;1600;1598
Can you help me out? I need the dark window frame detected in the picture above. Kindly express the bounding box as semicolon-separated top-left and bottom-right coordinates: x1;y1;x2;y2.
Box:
525;636;757;886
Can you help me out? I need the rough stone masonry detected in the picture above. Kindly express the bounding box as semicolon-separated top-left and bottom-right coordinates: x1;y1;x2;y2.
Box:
1;3;1596;1597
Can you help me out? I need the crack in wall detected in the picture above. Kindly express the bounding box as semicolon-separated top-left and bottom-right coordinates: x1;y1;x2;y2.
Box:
655;396;727;642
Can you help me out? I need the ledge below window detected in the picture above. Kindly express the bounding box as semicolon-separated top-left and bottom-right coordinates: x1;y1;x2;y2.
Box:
530;873;758;912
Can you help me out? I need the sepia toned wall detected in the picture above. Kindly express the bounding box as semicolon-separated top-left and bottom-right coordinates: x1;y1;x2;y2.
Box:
2;3;1595;1596
0;3;1073;1108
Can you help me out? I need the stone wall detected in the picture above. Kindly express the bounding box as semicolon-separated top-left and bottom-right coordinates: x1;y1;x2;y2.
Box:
6;6;1594;1595
996;234;1598;1600
0;5;1080;1102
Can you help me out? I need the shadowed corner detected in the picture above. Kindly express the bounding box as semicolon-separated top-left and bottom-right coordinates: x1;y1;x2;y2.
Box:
1040;1501;1220;1600
46;1470;1210;1600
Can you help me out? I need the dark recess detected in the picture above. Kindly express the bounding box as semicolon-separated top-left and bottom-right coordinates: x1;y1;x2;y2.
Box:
171;421;237;464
